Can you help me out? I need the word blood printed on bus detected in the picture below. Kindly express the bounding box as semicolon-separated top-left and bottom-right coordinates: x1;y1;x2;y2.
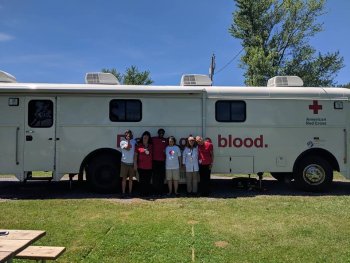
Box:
218;134;268;148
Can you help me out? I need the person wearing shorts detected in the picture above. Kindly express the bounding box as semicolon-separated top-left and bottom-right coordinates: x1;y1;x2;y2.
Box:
119;129;136;197
165;136;181;196
183;136;199;196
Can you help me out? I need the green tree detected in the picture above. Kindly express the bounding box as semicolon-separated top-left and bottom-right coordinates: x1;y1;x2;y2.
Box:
230;0;344;86
338;82;350;89
102;66;153;85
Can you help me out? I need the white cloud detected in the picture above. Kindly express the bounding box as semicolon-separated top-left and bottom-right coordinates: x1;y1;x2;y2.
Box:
0;32;14;42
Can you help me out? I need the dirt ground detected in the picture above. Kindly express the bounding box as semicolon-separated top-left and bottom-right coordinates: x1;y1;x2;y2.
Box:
1;175;350;201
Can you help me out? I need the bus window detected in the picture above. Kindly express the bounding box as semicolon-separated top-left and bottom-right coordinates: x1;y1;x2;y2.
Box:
28;100;54;128
109;99;142;122
215;100;246;122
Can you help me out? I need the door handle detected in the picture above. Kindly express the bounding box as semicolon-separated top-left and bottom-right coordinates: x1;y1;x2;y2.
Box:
26;130;34;133
26;135;33;141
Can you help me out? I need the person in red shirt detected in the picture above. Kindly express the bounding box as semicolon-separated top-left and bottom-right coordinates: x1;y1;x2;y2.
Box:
196;136;214;196
152;128;167;195
134;131;153;196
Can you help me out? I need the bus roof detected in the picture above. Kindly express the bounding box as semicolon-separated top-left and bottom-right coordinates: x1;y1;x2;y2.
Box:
0;82;349;100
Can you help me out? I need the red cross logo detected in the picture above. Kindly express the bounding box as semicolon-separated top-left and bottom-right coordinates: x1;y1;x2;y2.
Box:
309;100;322;114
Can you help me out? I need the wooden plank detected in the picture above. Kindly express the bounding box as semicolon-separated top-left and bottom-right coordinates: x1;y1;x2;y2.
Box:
0;251;13;262
0;239;31;254
0;230;45;242
15;246;66;260
0;230;46;262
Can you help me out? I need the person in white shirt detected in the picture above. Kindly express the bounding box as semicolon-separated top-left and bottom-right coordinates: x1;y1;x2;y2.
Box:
165;136;181;196
119;129;136;197
182;136;199;195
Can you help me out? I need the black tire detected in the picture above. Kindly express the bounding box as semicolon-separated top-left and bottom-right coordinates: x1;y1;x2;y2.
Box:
270;172;293;182
294;156;333;192
86;153;121;193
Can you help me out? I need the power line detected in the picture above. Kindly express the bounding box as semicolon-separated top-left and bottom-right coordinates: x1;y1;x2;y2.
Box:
215;47;244;75
212;1;285;78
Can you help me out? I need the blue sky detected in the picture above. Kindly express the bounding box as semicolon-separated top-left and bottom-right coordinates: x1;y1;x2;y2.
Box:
0;0;349;86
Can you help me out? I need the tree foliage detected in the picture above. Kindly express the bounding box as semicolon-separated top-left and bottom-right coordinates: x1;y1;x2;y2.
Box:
338;83;350;89
102;66;153;85
230;0;344;86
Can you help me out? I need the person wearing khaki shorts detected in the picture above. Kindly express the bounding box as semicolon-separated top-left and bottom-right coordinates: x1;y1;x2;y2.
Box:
165;136;181;196
119;129;136;197
166;169;180;181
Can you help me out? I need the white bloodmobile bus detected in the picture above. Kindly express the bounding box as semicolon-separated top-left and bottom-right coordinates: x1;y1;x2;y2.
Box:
0;71;349;192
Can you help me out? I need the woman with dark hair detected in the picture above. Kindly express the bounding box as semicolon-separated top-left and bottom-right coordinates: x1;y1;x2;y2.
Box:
134;131;153;196
165;136;181;196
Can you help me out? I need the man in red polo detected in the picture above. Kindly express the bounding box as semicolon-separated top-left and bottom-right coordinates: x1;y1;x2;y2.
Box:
196;136;214;196
152;128;167;194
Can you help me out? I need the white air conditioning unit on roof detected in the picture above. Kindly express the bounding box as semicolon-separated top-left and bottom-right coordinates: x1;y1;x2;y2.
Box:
267;76;303;87
0;70;17;83
180;74;212;86
85;72;120;85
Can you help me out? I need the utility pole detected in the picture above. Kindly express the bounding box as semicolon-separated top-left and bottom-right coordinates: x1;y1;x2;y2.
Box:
209;53;216;85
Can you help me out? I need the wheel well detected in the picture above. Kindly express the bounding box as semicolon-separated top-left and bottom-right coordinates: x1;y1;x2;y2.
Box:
79;148;121;177
293;148;340;173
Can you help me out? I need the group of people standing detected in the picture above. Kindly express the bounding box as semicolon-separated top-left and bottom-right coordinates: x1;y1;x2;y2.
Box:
119;128;214;198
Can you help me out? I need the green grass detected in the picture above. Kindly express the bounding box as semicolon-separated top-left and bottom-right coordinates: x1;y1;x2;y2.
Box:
1;195;350;262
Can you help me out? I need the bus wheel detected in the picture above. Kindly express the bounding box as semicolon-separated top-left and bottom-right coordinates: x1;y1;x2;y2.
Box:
270;172;292;183
87;154;120;193
295;156;333;191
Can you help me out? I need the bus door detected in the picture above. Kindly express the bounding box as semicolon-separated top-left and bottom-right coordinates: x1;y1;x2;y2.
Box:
23;97;56;172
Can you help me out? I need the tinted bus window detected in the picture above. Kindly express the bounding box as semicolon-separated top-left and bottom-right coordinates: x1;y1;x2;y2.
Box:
110;99;142;122
215;100;246;122
28;100;54;128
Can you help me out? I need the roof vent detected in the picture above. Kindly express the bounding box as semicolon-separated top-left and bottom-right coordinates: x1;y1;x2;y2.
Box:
180;74;212;86
267;76;303;87
85;72;120;85
0;70;17;83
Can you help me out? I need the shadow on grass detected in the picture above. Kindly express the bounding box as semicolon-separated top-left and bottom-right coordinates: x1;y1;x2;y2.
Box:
1;176;350;200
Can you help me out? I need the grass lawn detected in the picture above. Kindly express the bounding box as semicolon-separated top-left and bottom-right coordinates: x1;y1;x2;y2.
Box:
1;194;350;263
